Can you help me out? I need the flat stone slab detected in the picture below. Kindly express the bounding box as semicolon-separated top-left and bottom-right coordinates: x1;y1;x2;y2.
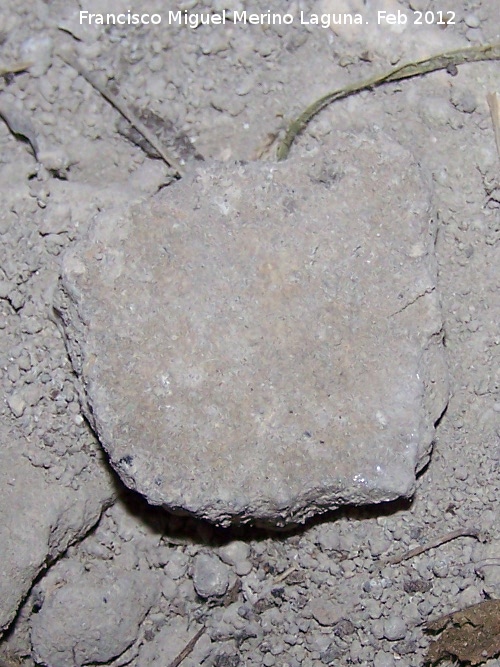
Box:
55;132;448;526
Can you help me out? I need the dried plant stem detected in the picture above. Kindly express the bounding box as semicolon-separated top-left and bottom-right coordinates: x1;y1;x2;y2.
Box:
166;626;205;667
277;42;500;161
58;49;184;177
384;527;482;566
0;61;33;76
487;91;500;158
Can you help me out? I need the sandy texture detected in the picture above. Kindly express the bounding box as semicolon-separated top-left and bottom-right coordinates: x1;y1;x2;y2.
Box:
56;138;447;525
0;0;498;664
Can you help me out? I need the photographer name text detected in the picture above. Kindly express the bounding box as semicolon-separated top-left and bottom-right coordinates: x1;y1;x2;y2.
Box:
79;9;456;28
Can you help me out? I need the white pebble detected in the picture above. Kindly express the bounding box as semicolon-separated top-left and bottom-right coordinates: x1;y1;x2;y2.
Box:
464;13;481;28
20;35;53;77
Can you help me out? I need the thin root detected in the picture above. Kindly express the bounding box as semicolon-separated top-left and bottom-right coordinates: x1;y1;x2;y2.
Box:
383;527;482;567
57;48;184;177
277;42;500;161
166;626;205;667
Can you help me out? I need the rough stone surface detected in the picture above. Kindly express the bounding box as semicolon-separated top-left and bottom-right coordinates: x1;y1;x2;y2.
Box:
30;559;158;667
1;3;498;663
55;132;448;526
0;428;114;635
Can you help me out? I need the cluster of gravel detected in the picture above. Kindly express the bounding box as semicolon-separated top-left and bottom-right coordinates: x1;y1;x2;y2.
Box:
20;498;500;667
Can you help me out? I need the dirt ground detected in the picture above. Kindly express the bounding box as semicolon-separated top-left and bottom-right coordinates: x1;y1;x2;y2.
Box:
0;0;499;665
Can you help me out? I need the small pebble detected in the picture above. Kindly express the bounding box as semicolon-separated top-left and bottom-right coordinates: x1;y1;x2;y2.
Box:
260;608;283;634
220;602;247;634
235;75;256;96
349;638;364;662
148;55;164;73
309;598;343;626
408;0;428;10
164;551;189;580
297;618;310;633
234;560;252;576
340;560;356;577
368;535;390;557
479;509;497;533
418;600;435;618
464;13;481;28
432;559;450;578
458;585;483;608
374;651;397;667
363;578;385;599
7;392;26;418
320;644;342;663
364;600;382;620
451;89;477;114
466;27;484;42
237;604;252;619
383;616;407;641
177;578;197;602
269;639;285;656
218;540;250;566
0;280;12;299
7;365;20;383
371;619;385;640
307;631;331;653
17;353;32;371
20;35;53;77
161;575;177;599
283;633;298;646
202;34;230;55
316;527;341;552
192;553;230;598
454;466;469;481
